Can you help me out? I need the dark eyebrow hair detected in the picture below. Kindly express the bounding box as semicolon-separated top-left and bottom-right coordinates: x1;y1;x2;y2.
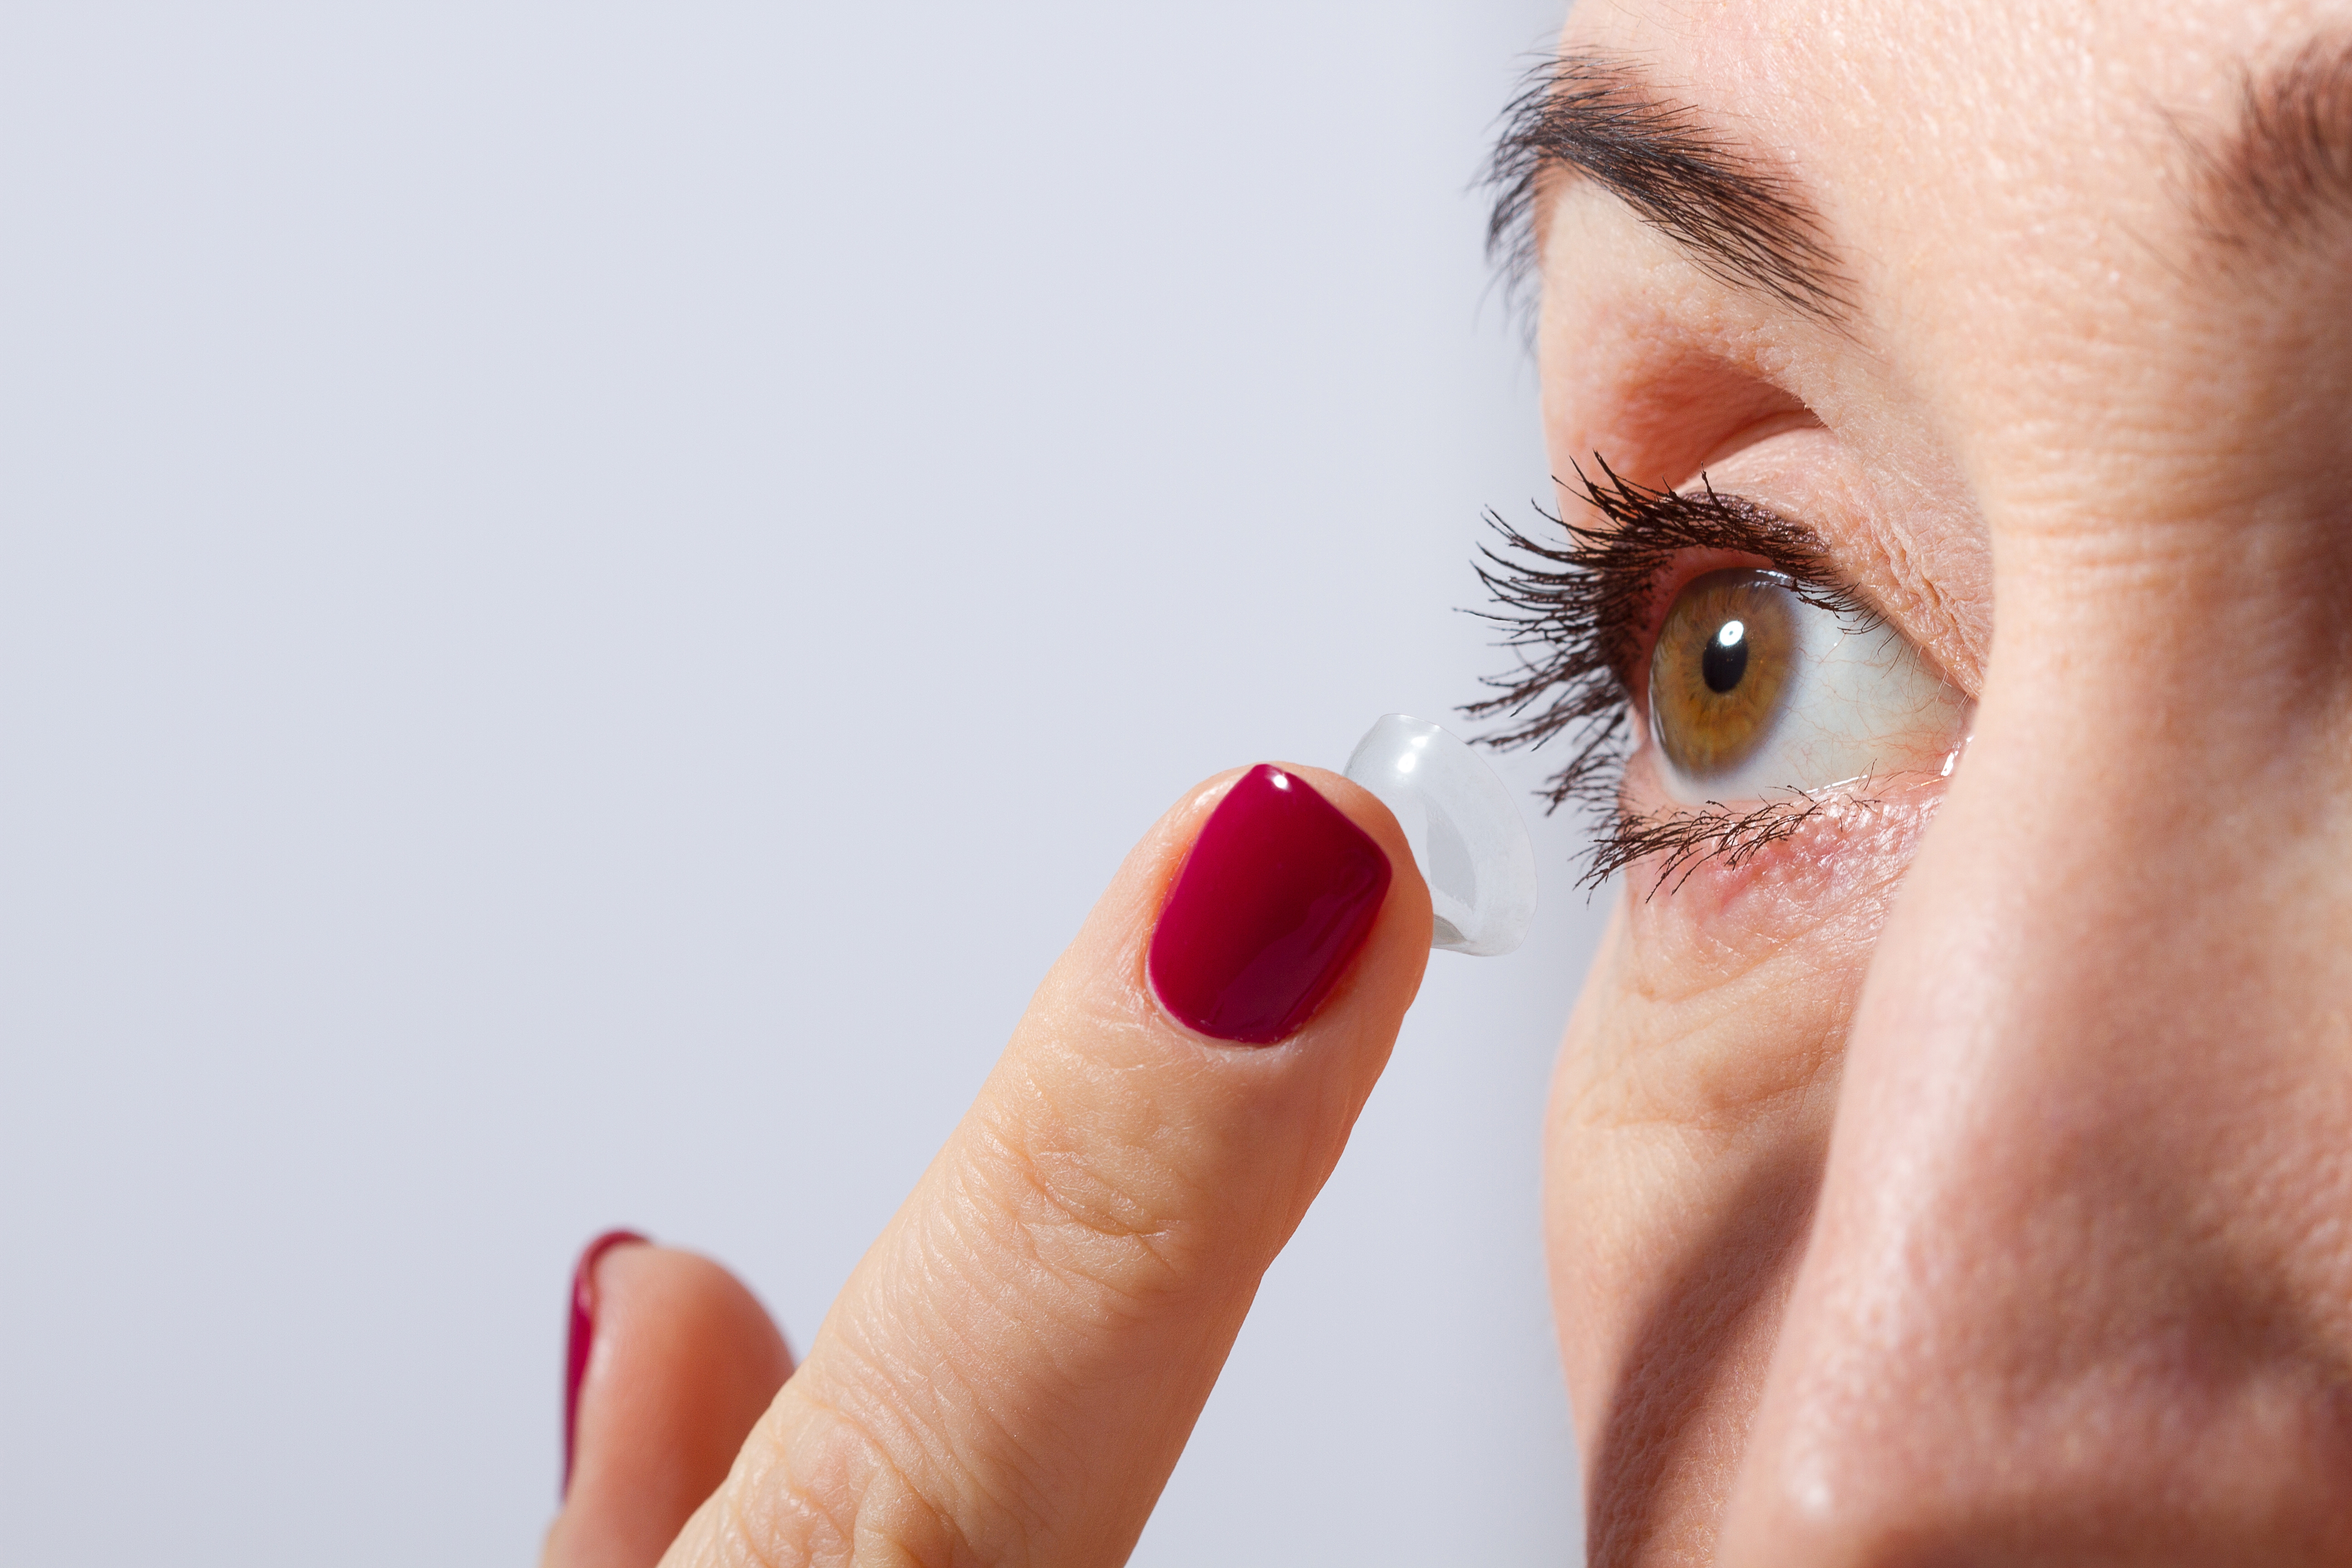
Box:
1485;54;1851;324
2196;35;2352;250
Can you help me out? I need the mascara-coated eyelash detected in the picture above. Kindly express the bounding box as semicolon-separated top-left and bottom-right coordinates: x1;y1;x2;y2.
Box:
1462;457;1868;817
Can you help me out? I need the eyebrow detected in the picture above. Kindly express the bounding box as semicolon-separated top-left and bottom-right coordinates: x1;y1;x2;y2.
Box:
2196;36;2352;252
1486;54;1851;323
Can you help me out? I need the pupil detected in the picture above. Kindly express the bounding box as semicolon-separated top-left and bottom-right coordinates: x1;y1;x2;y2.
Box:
1702;620;1748;695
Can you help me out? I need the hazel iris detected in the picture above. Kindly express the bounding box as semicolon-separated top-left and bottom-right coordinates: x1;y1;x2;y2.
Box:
1650;569;1800;779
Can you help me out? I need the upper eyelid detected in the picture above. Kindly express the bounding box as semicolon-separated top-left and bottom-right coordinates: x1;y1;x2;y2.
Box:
1465;458;1891;817
1549;457;1862;681
1614;518;1871;682
1527;210;1991;693
1539;322;1990;696
1595;468;1955;700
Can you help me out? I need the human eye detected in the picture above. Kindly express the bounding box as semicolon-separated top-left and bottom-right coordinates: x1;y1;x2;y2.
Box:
1466;460;1971;887
1649;567;1966;804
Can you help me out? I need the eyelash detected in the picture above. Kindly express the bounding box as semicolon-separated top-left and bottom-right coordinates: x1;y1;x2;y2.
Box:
1461;457;1876;889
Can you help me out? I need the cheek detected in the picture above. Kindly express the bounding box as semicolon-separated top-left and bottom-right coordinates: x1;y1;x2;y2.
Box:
1542;862;1897;1550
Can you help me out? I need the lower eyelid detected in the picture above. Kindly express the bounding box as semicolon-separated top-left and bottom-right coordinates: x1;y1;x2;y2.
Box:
1602;758;1958;900
1585;791;1828;892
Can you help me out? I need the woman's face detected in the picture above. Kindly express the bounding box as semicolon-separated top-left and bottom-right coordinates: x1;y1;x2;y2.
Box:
1539;0;2352;1558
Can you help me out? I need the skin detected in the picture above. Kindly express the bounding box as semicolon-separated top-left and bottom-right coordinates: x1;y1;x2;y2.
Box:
543;2;2352;1561
544;1246;794;1568
542;767;1433;1567
1546;1;2352;1560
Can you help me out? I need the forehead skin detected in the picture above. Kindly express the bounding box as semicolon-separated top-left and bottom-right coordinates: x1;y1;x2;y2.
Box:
1552;0;2352;521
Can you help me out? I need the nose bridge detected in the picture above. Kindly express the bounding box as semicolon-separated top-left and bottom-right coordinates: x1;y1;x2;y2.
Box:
1716;517;2352;1560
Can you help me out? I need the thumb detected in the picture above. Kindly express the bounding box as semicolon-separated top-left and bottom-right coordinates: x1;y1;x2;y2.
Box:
663;762;1432;1567
542;1234;795;1568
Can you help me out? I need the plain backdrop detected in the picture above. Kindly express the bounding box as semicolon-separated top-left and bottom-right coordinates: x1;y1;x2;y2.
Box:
0;3;1607;1563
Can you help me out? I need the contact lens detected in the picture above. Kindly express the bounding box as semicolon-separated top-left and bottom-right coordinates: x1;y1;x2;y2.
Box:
1343;714;1538;956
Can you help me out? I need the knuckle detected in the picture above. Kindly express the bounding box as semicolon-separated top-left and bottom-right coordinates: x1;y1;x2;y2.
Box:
962;1052;1218;1312
703;1381;996;1568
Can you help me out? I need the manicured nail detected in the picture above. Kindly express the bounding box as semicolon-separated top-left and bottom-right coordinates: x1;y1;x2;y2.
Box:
563;1228;650;1499
1147;764;1392;1044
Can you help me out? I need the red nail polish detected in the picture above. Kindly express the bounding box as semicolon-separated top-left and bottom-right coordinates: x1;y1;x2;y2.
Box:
1147;765;1392;1045
563;1228;649;1498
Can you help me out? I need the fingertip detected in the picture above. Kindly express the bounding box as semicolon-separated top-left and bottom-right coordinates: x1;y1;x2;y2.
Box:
566;1229;652;1496
675;764;1436;1568
1280;763;1436;940
544;1241;793;1568
1139;762;1431;1048
1162;763;1436;949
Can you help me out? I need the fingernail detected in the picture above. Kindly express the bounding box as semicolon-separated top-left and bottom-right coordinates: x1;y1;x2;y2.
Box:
563;1228;650;1499
1147;764;1392;1044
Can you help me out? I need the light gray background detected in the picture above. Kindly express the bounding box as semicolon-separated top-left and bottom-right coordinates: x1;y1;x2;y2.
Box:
0;3;1605;1563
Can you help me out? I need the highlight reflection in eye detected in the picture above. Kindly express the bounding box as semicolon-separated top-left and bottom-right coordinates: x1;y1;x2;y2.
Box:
1649;568;1968;804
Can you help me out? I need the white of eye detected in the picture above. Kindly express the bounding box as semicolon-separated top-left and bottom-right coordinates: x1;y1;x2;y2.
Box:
1653;591;1970;805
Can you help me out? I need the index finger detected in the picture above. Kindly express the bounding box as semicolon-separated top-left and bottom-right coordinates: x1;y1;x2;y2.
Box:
662;762;1431;1568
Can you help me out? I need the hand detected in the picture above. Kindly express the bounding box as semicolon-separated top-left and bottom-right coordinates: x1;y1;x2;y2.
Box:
541;764;1431;1567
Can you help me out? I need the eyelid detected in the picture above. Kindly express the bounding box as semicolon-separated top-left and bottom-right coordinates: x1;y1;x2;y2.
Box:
1544;302;1991;699
1646;568;1968;806
1466;456;1858;816
1622;542;1863;720
1687;407;1828;476
1468;456;1965;891
1581;467;1873;701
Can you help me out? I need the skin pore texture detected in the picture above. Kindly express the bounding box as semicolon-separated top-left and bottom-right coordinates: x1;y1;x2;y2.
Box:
1543;0;2352;1560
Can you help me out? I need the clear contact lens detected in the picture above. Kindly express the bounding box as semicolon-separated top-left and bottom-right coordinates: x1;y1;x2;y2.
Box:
1344;714;1538;957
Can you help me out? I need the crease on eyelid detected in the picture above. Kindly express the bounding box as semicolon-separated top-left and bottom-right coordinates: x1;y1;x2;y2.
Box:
1551;341;1981;700
1549;346;1812;495
1869;514;1989;699
1683;407;1828;477
1655;461;1984;704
